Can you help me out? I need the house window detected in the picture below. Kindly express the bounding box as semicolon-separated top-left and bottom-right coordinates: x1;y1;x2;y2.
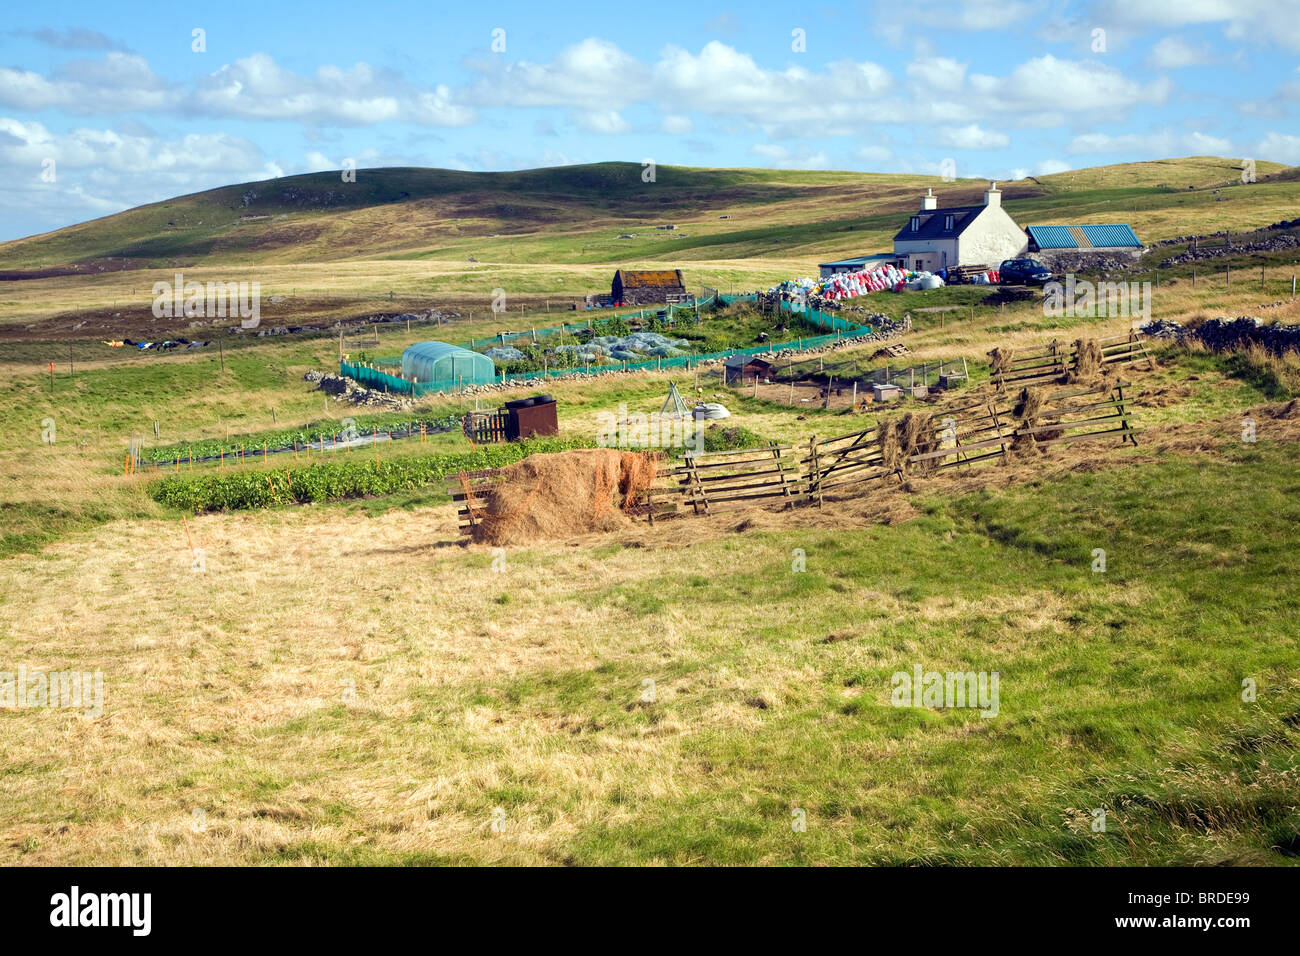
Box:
944;215;954;231
911;217;919;232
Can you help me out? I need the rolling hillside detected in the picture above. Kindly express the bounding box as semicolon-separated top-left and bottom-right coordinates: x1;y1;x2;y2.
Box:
2;157;1294;273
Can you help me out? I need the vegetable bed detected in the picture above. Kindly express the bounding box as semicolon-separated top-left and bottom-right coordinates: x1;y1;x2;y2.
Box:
148;437;594;512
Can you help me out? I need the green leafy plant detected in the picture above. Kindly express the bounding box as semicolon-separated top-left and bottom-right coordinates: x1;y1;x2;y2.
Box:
148;436;594;512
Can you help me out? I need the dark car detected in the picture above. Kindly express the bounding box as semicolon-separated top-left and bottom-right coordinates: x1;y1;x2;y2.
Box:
998;258;1053;285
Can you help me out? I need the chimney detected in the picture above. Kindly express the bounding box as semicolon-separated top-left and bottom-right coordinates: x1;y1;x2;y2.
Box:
921;187;937;211
984;181;1001;208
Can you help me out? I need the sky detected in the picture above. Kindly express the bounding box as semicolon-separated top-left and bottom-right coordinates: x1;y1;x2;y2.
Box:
2;0;1298;241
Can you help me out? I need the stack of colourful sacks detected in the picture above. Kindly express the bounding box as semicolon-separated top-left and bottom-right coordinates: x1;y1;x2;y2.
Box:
768;264;946;303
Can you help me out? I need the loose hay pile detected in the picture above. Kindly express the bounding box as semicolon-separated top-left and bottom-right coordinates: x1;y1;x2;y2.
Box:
1010;386;1063;455
988;347;1014;375
879;411;938;475
1069;337;1105;383
464;449;658;545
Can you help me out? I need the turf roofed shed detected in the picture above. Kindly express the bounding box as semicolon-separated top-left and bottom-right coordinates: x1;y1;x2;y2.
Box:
611;269;688;305
401;341;495;386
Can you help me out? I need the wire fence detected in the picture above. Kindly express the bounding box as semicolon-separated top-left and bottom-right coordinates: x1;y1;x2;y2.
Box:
340;294;880;395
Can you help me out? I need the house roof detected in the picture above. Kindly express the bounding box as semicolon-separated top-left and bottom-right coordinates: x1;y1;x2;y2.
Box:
893;205;986;242
614;269;685;289
1026;224;1142;249
725;355;775;368
818;253;896;269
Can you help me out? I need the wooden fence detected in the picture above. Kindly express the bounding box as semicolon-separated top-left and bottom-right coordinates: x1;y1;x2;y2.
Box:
446;380;1141;534
651;443;801;518
991;332;1153;392
644;379;1139;522
464;410;508;443
447;467;504;536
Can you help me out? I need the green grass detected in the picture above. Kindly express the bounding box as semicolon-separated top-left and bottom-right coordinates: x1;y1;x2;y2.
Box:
451;441;1300;864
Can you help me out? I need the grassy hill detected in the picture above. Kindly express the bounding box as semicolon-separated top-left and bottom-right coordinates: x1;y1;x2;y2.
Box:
2;157;1294;274
1;155;1299;866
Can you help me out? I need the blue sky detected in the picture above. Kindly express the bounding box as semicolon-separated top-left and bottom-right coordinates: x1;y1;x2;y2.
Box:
2;0;1298;241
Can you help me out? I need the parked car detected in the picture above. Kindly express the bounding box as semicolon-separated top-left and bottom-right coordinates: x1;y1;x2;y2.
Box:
998;258;1053;285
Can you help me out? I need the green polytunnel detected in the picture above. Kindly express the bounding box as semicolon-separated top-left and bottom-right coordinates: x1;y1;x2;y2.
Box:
400;341;496;385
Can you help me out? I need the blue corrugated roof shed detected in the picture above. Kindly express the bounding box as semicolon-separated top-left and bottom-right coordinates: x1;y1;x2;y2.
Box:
1026;225;1077;249
1080;224;1142;247
1028;223;1141;249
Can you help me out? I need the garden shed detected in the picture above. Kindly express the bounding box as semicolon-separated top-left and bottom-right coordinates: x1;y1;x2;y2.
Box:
611;269;689;305
724;355;776;385
401;341;495;386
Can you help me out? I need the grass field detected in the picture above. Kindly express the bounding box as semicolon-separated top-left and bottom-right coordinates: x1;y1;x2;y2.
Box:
1;155;1298;866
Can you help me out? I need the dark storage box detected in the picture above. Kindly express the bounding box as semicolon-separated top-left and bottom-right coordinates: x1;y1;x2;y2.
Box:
506;398;559;440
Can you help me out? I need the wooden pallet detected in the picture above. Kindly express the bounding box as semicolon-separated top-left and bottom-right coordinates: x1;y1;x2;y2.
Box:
445;467;504;536
871;343;912;360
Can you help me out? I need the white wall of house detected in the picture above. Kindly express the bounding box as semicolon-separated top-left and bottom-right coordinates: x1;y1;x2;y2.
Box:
894;238;958;272
958;206;1028;266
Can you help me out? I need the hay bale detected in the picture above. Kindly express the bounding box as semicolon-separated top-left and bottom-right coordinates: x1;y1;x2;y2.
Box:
878;419;902;472
467;449;657;545
1013;386;1044;422
1069;337;1104;383
879;411;937;474
899;411;937;474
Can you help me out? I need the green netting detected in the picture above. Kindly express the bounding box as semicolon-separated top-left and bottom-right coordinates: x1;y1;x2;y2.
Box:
342;293;874;392
340;360;466;396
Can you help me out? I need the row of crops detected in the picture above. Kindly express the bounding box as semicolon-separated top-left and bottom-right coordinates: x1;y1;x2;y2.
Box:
148;436;593;512
140;413;466;465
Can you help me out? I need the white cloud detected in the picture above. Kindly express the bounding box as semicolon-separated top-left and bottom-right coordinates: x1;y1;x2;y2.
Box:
1068;129;1234;156
926;0;1040;30
969;56;1170;123
408;86;476;126
1148;36;1211;68
0;116;285;237
0;53;175;113
192;54;403;124
1255;131;1300;165
934;123;1009;149
906;56;967;93
465;39;893;136
469;38;646;110
571;109;630;134
654;42;892;127
660;114;693;135
749;144;830;169
0;50;477;127
1035;159;1074;175
1095;0;1300;52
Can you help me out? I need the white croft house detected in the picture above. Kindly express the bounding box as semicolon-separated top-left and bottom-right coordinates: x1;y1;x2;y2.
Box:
892;183;1028;272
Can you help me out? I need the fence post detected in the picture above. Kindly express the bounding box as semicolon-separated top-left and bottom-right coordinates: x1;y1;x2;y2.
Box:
806;435;822;508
